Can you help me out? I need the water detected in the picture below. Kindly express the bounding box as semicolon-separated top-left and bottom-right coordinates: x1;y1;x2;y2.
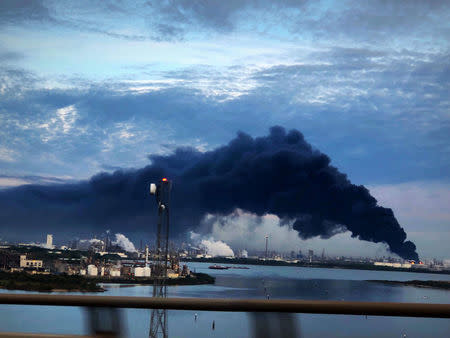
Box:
0;263;449;337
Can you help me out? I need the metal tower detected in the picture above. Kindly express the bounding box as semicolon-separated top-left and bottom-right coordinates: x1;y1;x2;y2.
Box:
149;178;172;338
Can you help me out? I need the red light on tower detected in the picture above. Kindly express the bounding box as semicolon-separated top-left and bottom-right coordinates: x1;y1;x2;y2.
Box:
162;178;167;182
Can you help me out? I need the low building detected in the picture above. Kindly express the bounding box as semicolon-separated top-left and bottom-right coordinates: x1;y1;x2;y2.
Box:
374;262;411;268
19;255;43;269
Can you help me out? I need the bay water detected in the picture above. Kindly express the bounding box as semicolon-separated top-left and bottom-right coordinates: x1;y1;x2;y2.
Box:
0;262;449;337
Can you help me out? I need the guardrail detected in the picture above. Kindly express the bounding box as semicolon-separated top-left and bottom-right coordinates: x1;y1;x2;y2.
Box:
0;294;449;318
1;294;449;337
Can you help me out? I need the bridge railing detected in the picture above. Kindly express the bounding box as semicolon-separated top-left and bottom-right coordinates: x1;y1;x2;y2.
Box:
0;294;449;337
0;294;449;317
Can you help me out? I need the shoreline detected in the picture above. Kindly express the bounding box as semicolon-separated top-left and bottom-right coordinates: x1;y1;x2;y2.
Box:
0;270;103;293
92;272;215;286
186;258;450;275
0;284;104;293
0;271;215;293
367;280;450;290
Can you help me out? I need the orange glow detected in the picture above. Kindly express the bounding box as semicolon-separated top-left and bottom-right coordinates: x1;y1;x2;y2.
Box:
162;178;167;182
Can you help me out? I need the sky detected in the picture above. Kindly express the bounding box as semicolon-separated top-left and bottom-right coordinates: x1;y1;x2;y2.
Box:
0;0;449;259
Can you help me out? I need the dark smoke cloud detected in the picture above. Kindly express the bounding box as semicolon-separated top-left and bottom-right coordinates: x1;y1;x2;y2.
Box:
0;127;418;260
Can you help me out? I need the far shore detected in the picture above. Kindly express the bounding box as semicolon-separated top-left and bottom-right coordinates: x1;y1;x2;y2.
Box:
367;280;450;290
47;288;105;292
186;257;450;275
0;271;215;293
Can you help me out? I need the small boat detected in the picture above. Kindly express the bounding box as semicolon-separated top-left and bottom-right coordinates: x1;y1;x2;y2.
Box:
208;265;229;270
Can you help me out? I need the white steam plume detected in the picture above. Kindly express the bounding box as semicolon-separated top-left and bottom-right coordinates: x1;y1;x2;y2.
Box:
190;231;234;257
113;233;137;252
205;209;391;258
200;239;234;257
78;238;104;250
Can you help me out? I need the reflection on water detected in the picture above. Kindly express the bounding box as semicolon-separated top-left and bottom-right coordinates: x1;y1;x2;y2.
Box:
249;312;300;338
87;307;124;337
149;284;168;338
0;263;449;337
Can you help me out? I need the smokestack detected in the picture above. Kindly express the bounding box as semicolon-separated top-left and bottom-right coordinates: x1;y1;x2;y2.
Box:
265;235;268;259
0;126;419;260
145;245;149;267
46;234;53;249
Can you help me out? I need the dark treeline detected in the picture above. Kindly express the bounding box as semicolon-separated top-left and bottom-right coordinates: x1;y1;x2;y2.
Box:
0;271;102;292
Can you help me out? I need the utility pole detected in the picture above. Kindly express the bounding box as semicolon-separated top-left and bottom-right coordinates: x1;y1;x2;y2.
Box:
149;178;172;338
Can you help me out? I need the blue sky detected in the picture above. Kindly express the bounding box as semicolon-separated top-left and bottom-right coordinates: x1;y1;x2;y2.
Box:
0;0;449;258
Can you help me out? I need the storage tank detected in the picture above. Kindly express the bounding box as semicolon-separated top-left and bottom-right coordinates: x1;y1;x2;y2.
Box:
110;269;121;277
87;264;98;276
133;266;151;277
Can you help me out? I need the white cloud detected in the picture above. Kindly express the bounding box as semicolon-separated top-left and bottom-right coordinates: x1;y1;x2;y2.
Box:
115;122;136;140
56;105;78;133
0;146;17;162
39;105;80;142
194;139;208;153
0;174;75;189
0;177;29;187
101;122;139;153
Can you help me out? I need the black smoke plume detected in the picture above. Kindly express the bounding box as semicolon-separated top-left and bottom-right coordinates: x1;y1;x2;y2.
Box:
0;127;418;260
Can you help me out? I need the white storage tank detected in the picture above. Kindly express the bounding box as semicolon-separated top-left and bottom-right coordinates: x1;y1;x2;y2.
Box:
133;266;151;277
110;269;121;277
87;264;98;276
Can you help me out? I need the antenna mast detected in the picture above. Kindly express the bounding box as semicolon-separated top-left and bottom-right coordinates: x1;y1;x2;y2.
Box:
149;178;172;338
